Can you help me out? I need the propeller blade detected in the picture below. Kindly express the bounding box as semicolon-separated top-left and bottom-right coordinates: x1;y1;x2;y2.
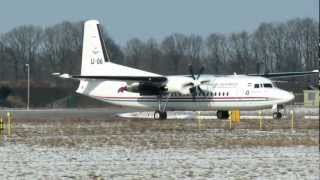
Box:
197;66;205;79
188;64;196;80
189;87;197;101
197;86;205;96
200;80;210;84
183;82;194;88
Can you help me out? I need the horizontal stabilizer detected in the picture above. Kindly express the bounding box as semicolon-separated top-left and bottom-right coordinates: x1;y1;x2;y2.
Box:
52;73;72;79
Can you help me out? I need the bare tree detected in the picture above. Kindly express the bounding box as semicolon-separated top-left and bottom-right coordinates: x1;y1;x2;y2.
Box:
206;33;228;73
185;34;203;69
42;21;82;76
124;38;145;68
144;38;162;73
252;23;275;73
1;25;42;80
161;33;189;74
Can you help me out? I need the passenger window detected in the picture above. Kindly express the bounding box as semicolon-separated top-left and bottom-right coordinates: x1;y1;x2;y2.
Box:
227;92;229;96
219;92;221;96
254;84;259;88
222;92;225;96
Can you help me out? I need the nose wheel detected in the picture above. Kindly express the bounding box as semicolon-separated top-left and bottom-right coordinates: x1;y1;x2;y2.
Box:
273;112;282;119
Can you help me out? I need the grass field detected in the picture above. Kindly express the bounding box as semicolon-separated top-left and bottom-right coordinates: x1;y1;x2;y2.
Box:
2;117;318;148
0;113;319;179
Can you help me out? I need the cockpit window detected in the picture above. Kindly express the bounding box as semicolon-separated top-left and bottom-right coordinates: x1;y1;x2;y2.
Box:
254;84;259;88
263;83;273;88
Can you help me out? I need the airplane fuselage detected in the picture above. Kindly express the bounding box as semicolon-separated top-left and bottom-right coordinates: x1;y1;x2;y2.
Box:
78;75;294;111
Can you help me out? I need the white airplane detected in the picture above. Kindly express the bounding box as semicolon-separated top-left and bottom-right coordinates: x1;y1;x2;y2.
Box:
54;20;318;120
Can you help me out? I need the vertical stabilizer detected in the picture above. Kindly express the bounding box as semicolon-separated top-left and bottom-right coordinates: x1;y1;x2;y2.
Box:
79;19;162;78
81;20;111;75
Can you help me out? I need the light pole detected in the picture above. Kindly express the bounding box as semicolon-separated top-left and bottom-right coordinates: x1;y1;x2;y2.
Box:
25;64;30;110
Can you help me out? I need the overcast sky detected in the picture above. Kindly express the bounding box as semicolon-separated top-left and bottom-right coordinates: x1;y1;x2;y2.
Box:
0;0;318;46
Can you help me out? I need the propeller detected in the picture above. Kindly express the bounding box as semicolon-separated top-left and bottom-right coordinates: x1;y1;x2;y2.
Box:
183;64;210;101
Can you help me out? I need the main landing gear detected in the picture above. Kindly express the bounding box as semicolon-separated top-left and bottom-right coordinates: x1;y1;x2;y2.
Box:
154;110;167;120
217;110;229;119
154;94;170;120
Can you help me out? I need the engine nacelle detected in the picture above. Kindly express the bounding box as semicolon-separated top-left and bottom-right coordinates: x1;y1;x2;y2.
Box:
122;82;162;95
126;83;140;93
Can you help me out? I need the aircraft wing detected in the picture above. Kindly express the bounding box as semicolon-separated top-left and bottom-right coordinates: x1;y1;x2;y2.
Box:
52;73;167;86
248;70;319;79
72;75;167;84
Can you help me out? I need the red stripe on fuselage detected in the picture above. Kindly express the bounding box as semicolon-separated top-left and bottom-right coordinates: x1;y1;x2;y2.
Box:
94;96;268;99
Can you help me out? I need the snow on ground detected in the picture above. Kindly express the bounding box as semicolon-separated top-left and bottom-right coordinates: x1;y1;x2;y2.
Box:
0;107;318;179
0;143;319;179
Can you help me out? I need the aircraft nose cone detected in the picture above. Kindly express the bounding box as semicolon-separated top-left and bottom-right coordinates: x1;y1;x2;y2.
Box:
288;92;295;101
278;90;295;104
285;92;295;103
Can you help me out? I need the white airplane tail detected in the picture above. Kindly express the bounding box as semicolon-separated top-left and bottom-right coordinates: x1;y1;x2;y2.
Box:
80;20;161;77
74;20;163;94
80;20;110;75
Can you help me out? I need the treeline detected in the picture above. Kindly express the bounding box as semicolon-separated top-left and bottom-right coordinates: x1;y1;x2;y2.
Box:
0;18;318;88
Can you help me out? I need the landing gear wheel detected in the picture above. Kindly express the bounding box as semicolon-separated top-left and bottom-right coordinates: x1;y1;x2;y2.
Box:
160;111;167;120
154;111;167;120
273;112;282;119
217;111;223;119
154;111;161;120
217;110;229;119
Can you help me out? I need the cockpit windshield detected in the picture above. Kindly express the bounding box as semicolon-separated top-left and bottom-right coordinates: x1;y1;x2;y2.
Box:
253;83;273;88
263;83;273;88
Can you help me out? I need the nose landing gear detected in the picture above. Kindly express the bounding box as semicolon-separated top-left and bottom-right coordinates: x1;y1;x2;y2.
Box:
272;112;282;119
272;104;284;119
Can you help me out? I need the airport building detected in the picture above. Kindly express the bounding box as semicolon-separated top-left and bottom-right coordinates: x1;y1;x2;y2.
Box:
303;90;319;107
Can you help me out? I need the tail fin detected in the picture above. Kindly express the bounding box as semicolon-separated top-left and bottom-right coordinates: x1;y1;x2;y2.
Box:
79;19;162;78
81;20;111;75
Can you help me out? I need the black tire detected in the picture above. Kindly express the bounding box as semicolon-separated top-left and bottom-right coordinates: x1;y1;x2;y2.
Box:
217;111;223;119
154;111;162;120
222;111;230;119
160;111;167;120
273;112;282;119
277;112;282;119
217;110;229;119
